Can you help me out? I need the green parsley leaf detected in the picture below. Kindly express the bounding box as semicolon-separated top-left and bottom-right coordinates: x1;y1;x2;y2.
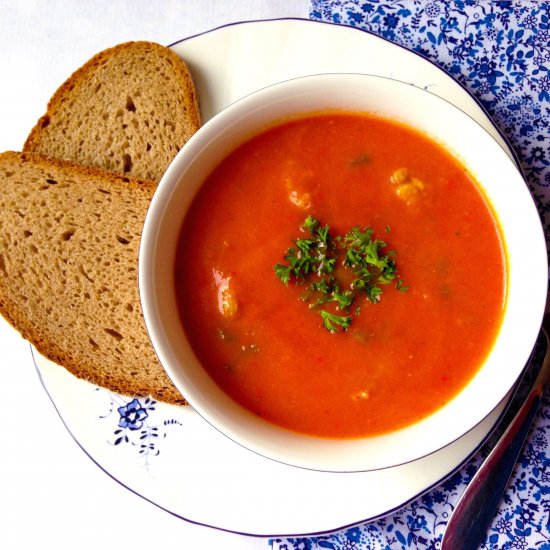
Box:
396;278;409;292
320;310;352;333
302;215;319;233
274;263;292;285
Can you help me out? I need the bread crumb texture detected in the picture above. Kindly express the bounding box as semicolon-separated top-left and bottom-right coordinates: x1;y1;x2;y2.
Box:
0;152;186;404
24;41;201;182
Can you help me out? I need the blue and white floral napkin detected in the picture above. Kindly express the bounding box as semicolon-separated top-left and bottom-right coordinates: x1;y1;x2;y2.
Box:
272;2;550;549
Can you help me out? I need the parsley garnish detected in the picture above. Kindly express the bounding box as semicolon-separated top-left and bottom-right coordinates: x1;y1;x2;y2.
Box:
274;216;407;333
273;215;336;284
320;310;352;333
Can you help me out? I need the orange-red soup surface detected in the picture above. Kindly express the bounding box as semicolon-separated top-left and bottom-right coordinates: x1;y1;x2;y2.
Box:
175;113;506;439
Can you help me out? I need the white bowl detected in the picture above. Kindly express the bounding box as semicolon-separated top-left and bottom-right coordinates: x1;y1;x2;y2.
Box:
139;73;547;472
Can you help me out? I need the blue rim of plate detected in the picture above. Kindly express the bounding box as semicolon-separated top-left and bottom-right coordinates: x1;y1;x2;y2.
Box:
32;17;533;537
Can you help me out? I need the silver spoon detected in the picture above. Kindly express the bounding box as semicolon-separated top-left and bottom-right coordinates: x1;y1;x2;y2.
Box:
441;306;550;549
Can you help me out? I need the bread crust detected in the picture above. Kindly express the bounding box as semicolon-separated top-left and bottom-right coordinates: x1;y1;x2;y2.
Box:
24;41;201;182
0;151;186;404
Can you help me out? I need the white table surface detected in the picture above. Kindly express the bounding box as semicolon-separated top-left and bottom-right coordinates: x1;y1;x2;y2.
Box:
0;2;308;549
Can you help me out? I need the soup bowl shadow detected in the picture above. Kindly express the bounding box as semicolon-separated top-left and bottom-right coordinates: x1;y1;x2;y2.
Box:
139;73;547;473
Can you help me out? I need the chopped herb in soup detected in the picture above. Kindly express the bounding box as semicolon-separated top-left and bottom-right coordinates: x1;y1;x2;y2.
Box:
274;215;407;333
174;112;506;439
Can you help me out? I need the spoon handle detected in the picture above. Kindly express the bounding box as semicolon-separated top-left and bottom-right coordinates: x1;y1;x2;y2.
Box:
441;330;549;550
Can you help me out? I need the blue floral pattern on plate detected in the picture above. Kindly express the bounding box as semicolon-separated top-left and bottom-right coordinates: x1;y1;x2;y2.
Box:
269;1;550;549
99;392;182;471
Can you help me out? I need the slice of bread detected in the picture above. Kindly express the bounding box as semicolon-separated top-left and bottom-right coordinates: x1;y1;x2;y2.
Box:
0;151;185;404
24;41;200;182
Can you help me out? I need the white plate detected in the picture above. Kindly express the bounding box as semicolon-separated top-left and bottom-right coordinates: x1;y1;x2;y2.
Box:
30;18;518;536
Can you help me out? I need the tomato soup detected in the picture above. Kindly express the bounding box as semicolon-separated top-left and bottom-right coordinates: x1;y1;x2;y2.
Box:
174;113;506;439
